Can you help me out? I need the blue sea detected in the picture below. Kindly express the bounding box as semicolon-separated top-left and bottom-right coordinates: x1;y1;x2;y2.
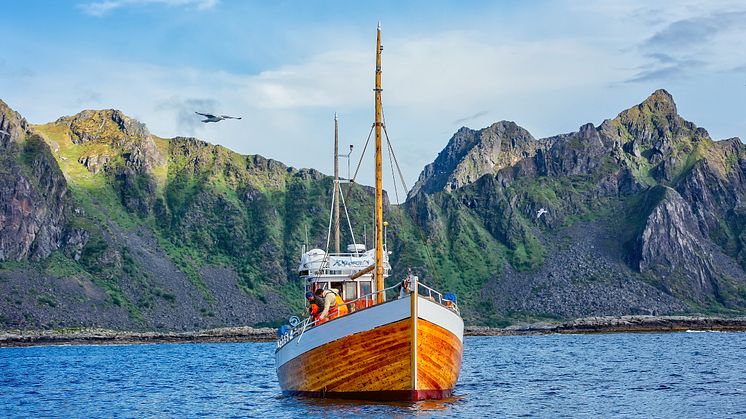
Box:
2;332;745;418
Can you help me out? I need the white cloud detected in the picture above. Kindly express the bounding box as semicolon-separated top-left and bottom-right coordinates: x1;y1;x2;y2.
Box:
79;0;218;16
5;1;746;193
13;29;633;188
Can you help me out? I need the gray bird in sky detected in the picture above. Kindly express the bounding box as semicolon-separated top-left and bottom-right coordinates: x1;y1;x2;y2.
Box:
195;112;242;123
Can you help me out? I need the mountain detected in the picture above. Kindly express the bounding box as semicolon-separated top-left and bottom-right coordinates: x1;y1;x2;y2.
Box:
402;89;746;324
0;101;379;330
1;89;745;330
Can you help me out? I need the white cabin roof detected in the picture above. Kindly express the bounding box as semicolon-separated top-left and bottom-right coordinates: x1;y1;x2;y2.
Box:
298;248;390;279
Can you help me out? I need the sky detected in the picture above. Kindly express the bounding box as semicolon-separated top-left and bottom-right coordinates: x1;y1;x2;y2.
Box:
1;0;745;199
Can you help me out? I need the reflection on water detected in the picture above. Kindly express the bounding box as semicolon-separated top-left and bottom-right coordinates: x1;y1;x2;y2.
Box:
2;333;746;417
288;394;462;416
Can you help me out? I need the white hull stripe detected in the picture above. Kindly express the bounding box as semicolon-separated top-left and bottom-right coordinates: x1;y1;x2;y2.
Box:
418;297;464;342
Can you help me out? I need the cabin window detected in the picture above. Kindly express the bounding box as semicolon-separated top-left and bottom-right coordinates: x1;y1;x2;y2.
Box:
357;281;373;310
360;281;371;297
343;282;357;301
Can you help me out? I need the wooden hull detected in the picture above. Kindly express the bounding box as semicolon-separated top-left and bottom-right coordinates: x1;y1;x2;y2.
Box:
275;295;463;401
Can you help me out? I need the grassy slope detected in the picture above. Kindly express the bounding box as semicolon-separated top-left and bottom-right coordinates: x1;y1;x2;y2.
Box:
30;121;352;323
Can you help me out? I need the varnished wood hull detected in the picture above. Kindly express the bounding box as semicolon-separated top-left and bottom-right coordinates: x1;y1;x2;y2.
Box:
275;295;463;401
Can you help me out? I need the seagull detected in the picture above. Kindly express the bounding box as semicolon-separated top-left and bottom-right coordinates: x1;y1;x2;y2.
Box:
195;112;242;123
536;208;548;219
0;129;9;137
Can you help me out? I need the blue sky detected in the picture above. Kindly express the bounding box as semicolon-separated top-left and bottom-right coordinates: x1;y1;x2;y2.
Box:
1;0;745;195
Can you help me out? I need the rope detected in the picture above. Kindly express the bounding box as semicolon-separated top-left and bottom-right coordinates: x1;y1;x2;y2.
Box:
351;124;374;183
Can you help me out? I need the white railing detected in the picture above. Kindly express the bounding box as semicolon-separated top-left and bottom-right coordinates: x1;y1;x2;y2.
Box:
416;282;460;315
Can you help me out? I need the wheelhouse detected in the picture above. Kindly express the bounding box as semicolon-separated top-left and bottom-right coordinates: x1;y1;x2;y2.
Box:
298;244;390;310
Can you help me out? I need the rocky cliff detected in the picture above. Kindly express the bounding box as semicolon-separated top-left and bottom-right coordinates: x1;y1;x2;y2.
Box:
0;100;71;262
1;90;745;330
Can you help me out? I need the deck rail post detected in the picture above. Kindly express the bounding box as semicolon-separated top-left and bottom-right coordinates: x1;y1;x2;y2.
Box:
410;275;418;393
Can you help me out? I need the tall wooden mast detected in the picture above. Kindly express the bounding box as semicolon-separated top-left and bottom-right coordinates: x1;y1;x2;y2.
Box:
374;23;385;304
333;112;340;255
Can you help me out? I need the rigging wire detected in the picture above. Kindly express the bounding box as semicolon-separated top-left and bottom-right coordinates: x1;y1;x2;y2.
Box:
380;104;440;286
381;104;409;193
385;132;400;205
351;124;374;183
324;183;336;255
383;125;409;195
339;98;442;286
338;182;359;256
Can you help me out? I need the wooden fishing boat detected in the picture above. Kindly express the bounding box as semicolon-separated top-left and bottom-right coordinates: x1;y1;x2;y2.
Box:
275;23;464;401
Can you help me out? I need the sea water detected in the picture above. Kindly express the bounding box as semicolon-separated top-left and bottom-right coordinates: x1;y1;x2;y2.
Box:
1;332;745;417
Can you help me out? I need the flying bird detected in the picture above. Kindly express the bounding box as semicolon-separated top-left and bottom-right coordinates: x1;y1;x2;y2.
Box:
536;208;548;219
195;112;242;123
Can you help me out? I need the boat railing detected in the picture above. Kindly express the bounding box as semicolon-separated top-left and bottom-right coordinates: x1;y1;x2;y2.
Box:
276;282;401;348
416;281;460;315
308;267;387;277
276;279;460;348
307;254;390;277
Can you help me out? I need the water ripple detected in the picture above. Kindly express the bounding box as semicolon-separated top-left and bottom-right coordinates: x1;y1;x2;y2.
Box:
1;332;746;417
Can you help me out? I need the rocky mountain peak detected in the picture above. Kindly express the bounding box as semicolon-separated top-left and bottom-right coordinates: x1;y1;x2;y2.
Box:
642;89;677;115
594;90;712;179
603;89;700;147
408;120;538;198
53;109;163;174
57;109;150;145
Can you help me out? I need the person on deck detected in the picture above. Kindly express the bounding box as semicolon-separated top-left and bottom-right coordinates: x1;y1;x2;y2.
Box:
308;303;322;323
315;288;348;320
306;291;326;324
398;278;410;299
307;290;324;310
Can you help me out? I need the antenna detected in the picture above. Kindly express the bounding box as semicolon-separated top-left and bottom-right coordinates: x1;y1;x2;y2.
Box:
347;144;354;181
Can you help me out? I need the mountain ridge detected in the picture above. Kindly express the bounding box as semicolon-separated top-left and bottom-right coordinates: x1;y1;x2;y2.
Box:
402;89;746;323
2;90;746;330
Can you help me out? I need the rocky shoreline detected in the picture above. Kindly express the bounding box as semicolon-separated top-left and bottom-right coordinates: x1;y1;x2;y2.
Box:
0;326;277;347
2;316;746;347
466;315;746;336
